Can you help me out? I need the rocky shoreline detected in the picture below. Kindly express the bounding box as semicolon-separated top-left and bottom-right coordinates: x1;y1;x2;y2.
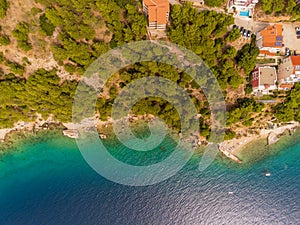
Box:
1;116;299;164
218;122;300;163
0;114;64;143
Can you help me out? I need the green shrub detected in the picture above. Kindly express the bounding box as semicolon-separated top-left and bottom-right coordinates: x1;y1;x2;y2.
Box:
22;57;31;65
0;35;10;45
224;130;236;140
0;0;8;18
40;14;55;36
225;28;241;42
12;22;32;51
31;7;43;15
0;52;4;63
6;61;25;75
64;63;76;74
204;0;225;7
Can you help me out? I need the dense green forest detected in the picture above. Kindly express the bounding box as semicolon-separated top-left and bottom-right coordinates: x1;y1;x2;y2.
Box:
227;98;264;126
35;0;147;74
168;3;246;89
95;61;212;136
261;0;300;17
0;1;298;141
0;69;77;127
204;0;225;7
274;83;300;122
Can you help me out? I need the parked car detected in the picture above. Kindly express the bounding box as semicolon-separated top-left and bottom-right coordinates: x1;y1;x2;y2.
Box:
297;36;300;39
286;48;291;56
295;27;300;31
296;31;300;35
246;30;251;38
243;29;248;36
240;27;244;34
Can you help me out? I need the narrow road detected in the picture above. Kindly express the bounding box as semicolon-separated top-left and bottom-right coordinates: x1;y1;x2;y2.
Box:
234;17;269;33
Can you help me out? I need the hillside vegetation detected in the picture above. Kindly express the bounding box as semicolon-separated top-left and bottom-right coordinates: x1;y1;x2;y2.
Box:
261;0;300;18
0;1;299;141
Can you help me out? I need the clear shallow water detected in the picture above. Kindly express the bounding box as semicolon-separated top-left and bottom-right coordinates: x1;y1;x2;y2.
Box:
0;133;299;225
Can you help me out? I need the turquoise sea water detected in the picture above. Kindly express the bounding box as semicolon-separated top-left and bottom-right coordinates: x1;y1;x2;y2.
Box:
0;132;299;225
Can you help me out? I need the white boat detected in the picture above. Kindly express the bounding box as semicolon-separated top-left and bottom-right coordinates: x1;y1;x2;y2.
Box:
265;172;271;177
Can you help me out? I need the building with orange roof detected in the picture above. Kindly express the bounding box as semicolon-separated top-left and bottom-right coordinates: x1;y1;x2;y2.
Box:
278;55;300;90
143;0;170;30
256;24;284;56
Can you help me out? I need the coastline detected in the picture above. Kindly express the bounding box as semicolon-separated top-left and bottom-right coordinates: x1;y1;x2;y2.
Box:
0;114;63;144
219;122;300;163
1;115;299;164
0;114;184;150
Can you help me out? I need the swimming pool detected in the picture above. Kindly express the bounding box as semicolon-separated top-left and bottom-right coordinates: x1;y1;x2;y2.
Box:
239;10;250;17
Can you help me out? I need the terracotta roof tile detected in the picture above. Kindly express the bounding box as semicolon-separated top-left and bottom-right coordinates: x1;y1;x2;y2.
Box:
148;6;157;22
259;50;276;56
144;0;168;4
261;24;283;48
143;0;156;6
291;56;300;68
143;0;169;24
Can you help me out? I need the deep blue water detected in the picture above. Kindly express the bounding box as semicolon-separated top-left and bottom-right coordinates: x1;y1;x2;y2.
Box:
0;133;299;225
